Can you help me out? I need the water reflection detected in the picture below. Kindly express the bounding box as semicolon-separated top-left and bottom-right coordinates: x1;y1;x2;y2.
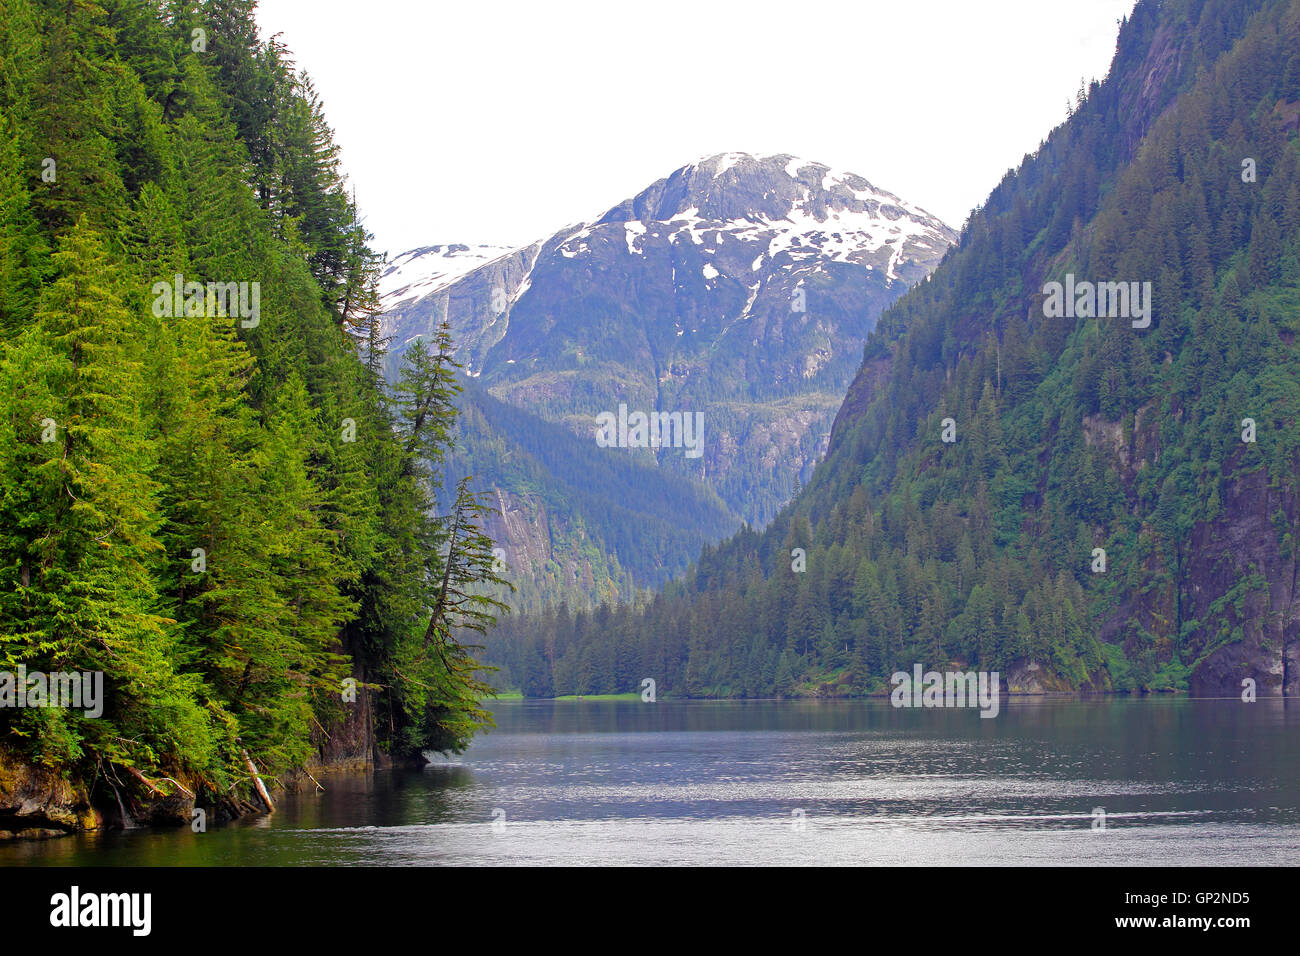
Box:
5;698;1298;865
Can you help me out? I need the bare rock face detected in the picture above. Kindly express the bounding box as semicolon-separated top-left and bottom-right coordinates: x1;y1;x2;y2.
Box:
1182;465;1300;697
0;748;101;837
1089;414;1299;696
1006;662;1049;694
379;241;537;380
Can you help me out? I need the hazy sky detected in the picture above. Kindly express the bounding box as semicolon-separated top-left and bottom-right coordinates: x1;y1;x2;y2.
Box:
254;0;1139;257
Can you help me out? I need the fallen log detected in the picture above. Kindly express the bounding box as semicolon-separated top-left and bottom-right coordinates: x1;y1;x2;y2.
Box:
120;765;196;800
241;749;275;813
121;765;163;797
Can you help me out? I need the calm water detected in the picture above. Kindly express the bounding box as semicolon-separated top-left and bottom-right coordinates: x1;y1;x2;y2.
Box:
5;698;1299;866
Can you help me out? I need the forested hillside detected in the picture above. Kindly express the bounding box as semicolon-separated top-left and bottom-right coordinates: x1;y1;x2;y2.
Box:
0;0;502;827
488;0;1300;699
443;382;736;612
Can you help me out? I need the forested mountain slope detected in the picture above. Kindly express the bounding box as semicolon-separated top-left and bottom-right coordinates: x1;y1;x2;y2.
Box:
488;0;1300;699
443;383;736;612
0;0;501;833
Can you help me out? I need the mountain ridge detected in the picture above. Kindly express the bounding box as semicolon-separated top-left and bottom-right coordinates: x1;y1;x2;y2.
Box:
378;152;956;609
485;0;1300;697
379;151;953;313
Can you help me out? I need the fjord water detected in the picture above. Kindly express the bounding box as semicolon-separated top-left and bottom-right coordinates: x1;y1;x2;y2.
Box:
6;698;1299;866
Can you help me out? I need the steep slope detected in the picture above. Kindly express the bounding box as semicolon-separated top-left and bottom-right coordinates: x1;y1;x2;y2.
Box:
487;0;1300;698
0;0;498;833
381;153;955;607
446;383;736;612
380;243;514;305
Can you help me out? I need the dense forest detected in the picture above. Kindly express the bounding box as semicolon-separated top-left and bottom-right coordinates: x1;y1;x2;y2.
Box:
487;0;1300;700
0;0;504;818
442;381;738;614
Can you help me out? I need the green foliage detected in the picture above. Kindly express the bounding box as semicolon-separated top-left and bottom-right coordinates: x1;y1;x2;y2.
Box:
0;1;503;800
489;0;1300;699
443;381;738;612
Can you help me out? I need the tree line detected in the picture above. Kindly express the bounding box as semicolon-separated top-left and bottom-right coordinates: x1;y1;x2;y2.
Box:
0;0;504;810
486;0;1300;700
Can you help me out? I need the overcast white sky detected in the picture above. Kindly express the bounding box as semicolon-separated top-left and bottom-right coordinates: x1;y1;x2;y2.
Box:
254;0;1139;257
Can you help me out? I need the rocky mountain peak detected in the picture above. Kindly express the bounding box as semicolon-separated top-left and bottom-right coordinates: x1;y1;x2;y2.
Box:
597;152;950;243
374;151;957;606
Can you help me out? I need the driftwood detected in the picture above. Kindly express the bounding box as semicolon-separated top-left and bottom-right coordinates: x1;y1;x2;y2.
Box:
157;776;195;799
301;766;325;792
121;764;195;799
241;748;275;812
122;765;162;796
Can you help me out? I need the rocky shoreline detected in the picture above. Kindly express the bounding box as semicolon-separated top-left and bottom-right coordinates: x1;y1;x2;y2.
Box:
0;683;429;841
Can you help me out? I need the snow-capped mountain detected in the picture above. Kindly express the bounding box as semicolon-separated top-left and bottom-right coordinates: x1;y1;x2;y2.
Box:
379;153;953;387
592;151;950;282
380;243;514;307
378;153;955;607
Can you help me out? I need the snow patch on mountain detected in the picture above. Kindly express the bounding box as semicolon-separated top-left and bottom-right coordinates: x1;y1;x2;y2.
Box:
625;220;647;255
379;243;512;308
378;152;956;370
